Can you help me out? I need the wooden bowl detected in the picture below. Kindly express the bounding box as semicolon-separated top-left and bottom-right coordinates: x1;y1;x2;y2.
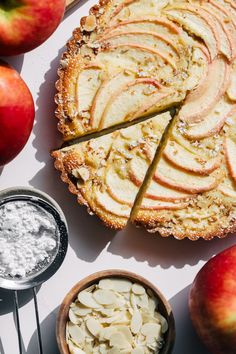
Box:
57;270;175;354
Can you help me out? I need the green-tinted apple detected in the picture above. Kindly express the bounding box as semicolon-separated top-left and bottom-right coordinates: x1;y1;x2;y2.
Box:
0;0;66;56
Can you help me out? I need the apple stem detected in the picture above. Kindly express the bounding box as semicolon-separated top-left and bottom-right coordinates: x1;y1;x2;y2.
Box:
0;0;21;11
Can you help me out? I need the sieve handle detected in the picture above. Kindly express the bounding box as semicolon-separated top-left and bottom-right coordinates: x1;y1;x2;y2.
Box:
33;287;43;354
14;291;23;354
13;289;43;354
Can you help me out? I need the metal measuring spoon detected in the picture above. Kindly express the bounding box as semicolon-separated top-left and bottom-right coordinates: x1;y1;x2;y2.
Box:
0;188;68;354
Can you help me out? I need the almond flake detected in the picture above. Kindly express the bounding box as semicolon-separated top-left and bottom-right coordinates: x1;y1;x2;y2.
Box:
73;305;92;317
109;332;131;349
68;340;86;354
83;15;97;32
141;323;161;339
131;309;142;334
69;309;80;325
86;318;102;337
131;348;144;354
116;326;133;343
132;283;145;295
68;323;85;345
78;290;100;308
100;326;117;340
93;289;116;305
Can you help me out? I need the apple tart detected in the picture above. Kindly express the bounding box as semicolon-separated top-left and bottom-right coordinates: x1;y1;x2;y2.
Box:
54;0;236;239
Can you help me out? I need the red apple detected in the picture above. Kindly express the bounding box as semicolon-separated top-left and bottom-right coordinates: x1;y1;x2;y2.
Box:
0;61;35;166
189;245;236;354
0;0;66;56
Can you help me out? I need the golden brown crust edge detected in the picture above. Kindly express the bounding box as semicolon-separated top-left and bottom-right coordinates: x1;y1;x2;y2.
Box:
52;150;128;230
133;209;236;241
55;0;112;140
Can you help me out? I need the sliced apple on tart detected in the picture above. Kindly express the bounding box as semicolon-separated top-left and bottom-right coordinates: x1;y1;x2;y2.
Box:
98;78;172;129
98;31;180;63
183;96;236;140
163;140;221;175
178;57;229;124
203;1;236;60
52;112;171;229
225;137;236;183
103;17;182;37
154;157;220;194
109;0;170;24
227;61;236;102
218;175;236;199
140;197;188;211
164;4;219;60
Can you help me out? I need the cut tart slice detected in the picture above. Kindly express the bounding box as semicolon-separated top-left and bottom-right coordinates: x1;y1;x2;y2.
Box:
52;112;171;229
132;110;236;240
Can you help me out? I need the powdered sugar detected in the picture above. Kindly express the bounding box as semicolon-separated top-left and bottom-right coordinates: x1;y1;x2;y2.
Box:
0;201;58;278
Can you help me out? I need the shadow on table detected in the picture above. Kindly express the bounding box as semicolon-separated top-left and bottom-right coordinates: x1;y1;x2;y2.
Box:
0;337;6;354
27;306;60;354
29;47;114;263
0;287;41;354
0;287;41;316
1;54;25;73
170;285;209;354
108;223;236;268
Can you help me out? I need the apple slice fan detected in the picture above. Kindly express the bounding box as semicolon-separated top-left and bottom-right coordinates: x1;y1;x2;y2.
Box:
0;194;68;354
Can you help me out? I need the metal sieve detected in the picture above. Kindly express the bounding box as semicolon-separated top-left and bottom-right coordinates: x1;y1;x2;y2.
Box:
0;187;69;354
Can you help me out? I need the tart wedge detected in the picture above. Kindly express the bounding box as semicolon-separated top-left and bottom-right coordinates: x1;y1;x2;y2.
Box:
52;112;171;229
132;110;236;241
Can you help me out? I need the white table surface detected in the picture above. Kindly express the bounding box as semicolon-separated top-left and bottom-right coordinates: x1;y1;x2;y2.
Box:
1;2;236;353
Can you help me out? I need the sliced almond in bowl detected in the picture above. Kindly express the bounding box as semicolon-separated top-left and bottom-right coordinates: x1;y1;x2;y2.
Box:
57;270;175;354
